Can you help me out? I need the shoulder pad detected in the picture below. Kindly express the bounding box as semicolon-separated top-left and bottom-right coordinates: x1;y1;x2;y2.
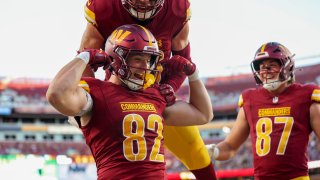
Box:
171;0;191;22
84;0;114;26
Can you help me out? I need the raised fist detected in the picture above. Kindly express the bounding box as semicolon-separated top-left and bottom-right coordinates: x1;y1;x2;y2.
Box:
163;55;196;76
77;49;112;72
159;83;176;106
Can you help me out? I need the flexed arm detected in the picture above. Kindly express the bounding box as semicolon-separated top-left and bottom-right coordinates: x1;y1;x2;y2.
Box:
46;49;110;116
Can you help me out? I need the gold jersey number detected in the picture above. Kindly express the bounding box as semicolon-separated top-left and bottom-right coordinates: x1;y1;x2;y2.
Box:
122;114;164;162
255;117;294;156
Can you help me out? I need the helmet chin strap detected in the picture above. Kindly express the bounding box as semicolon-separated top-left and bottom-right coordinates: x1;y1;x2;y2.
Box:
263;80;283;91
122;73;156;91
143;73;155;89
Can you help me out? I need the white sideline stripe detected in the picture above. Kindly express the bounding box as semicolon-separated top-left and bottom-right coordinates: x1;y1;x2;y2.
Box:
308;160;320;169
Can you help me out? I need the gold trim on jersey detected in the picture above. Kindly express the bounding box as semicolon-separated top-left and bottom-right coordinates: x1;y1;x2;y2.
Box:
311;89;320;102
186;7;191;21
238;94;244;107
87;0;92;6
120;102;157;113
78;80;90;93
291;175;310;180
258;107;291;117
84;6;96;25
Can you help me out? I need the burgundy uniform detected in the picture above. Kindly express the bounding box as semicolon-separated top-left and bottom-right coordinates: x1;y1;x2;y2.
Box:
239;83;320;180
84;0;191;89
79;77;167;179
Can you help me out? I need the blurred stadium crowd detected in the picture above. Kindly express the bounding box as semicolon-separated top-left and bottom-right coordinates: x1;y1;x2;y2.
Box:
0;63;319;177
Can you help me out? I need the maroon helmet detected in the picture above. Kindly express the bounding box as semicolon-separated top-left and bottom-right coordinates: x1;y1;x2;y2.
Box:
105;24;163;90
251;42;295;86
121;0;164;21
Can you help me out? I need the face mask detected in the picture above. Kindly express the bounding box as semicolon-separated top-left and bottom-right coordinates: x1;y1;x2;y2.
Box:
129;8;154;20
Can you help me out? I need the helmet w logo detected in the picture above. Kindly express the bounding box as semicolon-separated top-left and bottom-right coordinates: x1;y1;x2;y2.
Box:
109;29;132;44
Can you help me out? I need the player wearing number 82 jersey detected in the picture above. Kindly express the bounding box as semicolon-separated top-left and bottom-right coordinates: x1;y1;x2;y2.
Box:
47;24;214;179
80;78;167;179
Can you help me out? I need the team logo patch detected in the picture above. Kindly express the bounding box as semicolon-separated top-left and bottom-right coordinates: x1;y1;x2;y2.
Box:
120;102;157;112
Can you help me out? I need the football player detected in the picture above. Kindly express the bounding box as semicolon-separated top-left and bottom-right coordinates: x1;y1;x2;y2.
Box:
78;0;216;178
47;24;215;179
207;42;320;180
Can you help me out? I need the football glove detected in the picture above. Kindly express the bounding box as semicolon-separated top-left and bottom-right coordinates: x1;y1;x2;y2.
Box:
159;83;176;106
77;49;111;72
163;55;196;76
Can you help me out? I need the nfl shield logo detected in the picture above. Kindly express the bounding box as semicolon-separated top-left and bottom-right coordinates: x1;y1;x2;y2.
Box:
273;96;279;104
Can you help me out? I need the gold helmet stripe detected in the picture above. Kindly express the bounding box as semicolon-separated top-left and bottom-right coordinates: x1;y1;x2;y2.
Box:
260;43;267;53
137;25;152;46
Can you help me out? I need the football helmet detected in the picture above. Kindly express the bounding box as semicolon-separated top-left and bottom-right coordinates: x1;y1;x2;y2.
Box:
121;0;164;21
105;24;163;91
251;42;295;91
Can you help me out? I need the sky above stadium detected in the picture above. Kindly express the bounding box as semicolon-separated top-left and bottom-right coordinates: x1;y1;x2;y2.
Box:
1;0;320;79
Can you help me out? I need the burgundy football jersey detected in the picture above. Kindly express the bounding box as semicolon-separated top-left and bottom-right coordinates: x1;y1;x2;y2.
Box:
84;0;191;85
239;83;320;180
79;77;167;179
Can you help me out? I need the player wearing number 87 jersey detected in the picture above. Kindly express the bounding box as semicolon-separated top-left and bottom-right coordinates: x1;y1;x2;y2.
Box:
207;42;320;180
47;24;214;179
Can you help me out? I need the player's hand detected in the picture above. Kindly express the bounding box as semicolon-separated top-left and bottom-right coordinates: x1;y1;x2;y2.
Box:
163;55;196;76
159;84;176;106
78;49;112;72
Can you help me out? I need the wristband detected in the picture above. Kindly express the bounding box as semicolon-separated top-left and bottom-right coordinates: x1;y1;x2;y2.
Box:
213;146;220;159
76;52;90;64
188;68;199;82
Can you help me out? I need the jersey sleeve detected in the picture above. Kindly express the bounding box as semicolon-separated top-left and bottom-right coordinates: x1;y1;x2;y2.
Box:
311;86;320;103
84;0;97;26
79;77;101;94
78;80;91;93
238;88;254;108
238;94;244;108
170;0;191;36
172;0;191;22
